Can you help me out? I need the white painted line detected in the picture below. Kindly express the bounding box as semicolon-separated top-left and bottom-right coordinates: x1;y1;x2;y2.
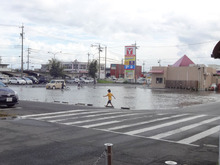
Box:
32;110;108;120
82;111;123;118
150;116;220;139
125;115;206;135
178;125;220;145
62;113;138;125
83;121;121;128
108;114;188;131
49;111;123;122
21;109;87;118
94;127;200;147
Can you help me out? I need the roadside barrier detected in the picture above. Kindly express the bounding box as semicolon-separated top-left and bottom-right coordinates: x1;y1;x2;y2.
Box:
93;143;113;165
105;143;113;165
75;103;86;106
121;107;130;110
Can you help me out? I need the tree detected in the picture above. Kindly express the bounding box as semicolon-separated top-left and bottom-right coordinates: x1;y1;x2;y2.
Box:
88;60;98;80
48;59;64;78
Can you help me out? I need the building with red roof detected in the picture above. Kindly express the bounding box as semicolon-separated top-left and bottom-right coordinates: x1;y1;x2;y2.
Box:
172;55;195;67
149;55;217;90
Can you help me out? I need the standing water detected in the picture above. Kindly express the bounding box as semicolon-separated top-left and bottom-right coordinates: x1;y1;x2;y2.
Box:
9;84;220;110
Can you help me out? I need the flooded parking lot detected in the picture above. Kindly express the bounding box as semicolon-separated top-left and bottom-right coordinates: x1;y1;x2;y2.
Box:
9;84;220;110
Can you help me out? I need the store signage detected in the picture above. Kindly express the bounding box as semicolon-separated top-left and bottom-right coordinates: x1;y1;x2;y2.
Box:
124;46;136;79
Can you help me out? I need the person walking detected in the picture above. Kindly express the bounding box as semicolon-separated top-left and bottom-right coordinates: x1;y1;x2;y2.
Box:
103;89;116;107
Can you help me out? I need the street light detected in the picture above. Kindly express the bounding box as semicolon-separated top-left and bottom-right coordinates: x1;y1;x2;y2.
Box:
48;51;62;59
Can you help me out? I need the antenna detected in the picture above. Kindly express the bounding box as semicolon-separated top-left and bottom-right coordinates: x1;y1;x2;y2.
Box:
158;59;161;66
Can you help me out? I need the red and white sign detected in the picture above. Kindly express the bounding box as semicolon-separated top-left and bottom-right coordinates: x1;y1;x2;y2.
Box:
125;46;136;56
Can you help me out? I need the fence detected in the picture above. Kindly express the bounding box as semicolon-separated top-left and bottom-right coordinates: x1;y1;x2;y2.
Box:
166;80;198;90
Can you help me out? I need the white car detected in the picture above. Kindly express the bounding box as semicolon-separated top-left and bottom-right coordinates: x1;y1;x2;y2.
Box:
0;77;9;84
137;78;147;84
74;78;80;83
9;77;26;85
115;78;125;83
22;77;33;84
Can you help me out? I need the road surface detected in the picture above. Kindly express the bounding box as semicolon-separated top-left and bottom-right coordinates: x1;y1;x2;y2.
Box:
0;100;219;165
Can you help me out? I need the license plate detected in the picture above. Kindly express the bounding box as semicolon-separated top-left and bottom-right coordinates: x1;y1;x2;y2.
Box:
6;97;13;102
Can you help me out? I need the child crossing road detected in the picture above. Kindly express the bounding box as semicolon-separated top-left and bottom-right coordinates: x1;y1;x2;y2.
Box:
103;89;116;107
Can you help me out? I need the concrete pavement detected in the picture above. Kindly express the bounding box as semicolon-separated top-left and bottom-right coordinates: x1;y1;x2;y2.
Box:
0;100;219;165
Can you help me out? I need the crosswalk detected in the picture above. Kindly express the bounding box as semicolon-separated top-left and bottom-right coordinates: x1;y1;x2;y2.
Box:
21;109;220;147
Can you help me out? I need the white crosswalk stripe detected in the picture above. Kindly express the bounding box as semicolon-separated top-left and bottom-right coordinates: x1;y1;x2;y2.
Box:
62;113;138;125
124;115;206;135
178;125;220;145
49;111;123;123
149;116;220;139
20;109;220;147
21;109;87;118
107;114;188;131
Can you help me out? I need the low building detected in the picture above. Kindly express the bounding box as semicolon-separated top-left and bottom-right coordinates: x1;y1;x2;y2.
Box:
149;55;217;90
41;60;105;79
110;64;142;79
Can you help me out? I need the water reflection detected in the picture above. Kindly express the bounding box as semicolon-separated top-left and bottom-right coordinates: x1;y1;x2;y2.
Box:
9;85;220;110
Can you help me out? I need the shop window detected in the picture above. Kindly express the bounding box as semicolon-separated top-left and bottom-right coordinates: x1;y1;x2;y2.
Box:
156;78;163;84
73;64;78;69
63;64;72;69
80;65;86;69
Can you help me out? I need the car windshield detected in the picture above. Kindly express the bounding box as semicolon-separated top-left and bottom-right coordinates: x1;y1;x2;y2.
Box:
0;81;7;87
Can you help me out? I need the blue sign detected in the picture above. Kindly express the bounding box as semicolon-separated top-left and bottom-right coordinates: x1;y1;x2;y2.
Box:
124;65;135;70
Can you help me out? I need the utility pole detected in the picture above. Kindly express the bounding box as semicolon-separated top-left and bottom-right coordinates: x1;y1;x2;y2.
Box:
105;46;107;79
133;42;139;83
87;52;90;71
91;44;103;79
27;47;30;70
98;44;101;79
87;52;90;64
20;24;24;77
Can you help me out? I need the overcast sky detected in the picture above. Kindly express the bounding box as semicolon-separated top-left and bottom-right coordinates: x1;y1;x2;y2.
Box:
0;0;220;71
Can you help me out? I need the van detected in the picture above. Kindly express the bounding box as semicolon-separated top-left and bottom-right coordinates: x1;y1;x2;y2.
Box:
46;80;66;89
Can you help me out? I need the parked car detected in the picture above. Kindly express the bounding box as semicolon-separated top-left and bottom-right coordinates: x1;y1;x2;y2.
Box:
0;81;18;107
137;78;147;84
46;80;66;89
80;77;91;83
38;77;49;84
0;77;9;84
26;76;39;84
22;77;33;84
209;83;217;91
115;78;125;83
9;77;26;85
74;78;80;83
66;78;75;84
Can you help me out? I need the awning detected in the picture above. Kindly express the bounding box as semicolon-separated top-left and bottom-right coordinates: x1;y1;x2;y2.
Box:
211;41;220;59
148;70;164;74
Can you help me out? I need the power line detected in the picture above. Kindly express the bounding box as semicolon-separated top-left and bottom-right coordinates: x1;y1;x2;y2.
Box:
0;24;19;27
140;40;218;48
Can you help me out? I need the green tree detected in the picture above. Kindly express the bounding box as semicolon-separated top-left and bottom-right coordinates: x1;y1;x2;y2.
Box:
88;60;98;80
48;59;64;78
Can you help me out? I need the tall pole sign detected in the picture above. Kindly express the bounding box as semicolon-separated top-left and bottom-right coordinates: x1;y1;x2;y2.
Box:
124;46;136;81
